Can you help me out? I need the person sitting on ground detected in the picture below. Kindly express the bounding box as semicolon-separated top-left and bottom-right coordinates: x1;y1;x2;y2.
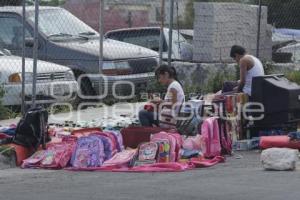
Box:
219;45;265;97
139;64;185;128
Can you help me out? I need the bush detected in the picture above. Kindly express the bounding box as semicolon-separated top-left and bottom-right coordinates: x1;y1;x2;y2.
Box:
285;71;300;85
0;86;11;120
202;70;236;94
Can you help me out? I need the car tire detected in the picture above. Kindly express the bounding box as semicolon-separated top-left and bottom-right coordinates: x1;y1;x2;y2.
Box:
72;71;97;110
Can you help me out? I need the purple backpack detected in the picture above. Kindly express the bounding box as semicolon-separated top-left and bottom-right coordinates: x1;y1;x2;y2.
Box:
107;131;124;152
91;134;114;161
71;135;105;168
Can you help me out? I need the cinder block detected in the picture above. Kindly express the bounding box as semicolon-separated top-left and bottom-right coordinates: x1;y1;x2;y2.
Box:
193;2;271;62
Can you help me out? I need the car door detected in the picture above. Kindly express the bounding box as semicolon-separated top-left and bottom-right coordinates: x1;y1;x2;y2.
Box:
0;13;46;59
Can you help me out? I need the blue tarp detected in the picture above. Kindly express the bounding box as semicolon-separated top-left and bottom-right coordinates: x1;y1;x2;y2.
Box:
274;28;300;40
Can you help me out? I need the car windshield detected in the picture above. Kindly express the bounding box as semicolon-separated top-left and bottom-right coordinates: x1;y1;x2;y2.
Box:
27;9;99;38
107;29;167;52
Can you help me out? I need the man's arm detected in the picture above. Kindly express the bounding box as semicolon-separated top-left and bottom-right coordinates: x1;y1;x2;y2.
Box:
237;58;249;92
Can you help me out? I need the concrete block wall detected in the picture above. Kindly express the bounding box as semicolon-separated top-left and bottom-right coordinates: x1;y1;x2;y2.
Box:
193;3;272;62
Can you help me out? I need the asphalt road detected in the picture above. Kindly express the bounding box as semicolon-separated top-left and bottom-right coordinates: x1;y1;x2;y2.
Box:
0;151;299;200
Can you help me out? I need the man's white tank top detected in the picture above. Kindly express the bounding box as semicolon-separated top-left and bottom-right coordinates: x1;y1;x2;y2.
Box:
243;55;265;96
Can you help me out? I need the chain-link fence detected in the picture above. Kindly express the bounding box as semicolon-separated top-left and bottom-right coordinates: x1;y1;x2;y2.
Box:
0;0;298;120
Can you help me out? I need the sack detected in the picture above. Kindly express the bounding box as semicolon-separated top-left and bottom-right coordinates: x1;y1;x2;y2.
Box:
151;132;182;162
200;117;221;158
70;135;105;168
103;149;137;167
138;142;158;161
22;137;76;169
121;126;169;148
13;107;49;150
261;148;299;171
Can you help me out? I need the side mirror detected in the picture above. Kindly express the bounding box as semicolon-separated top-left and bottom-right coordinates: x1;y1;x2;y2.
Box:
25;37;40;48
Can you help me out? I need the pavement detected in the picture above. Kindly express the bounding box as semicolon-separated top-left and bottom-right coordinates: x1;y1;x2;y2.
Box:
0;151;300;200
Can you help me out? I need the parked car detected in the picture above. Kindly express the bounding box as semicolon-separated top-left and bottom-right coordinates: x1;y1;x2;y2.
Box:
0;48;78;106
277;42;300;63
105;27;193;61
0;7;158;97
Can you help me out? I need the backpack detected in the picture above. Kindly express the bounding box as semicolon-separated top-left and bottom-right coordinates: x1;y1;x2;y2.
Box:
13;107;49;150
22;136;76;169
151;132;182;162
200;117;221;158
138;142;158;161
92;132;118;156
155;139;171;163
90;134;114;161
70;135;105;168
103;149;137;167
104;131;124;152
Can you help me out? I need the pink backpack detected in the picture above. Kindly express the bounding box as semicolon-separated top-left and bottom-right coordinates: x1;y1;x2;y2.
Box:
92;132;118;156
201;117;221;158
103;149;137;167
22;137;76;169
151;132;182;162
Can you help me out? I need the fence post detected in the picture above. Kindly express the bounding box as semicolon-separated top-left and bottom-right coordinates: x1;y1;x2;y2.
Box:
159;0;165;65
99;0;104;74
168;0;174;66
21;0;26;114
256;0;262;58
32;0;39;108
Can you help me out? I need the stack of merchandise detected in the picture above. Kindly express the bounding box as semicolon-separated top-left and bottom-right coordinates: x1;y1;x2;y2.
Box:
21;127;226;172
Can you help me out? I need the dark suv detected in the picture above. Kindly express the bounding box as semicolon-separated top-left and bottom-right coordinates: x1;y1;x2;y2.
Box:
0;6;158;98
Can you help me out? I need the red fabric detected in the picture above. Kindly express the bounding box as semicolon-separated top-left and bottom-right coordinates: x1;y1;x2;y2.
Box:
260;136;300;149
144;104;155;112
113;162;193;172
66;156;225;172
120;127;170;148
